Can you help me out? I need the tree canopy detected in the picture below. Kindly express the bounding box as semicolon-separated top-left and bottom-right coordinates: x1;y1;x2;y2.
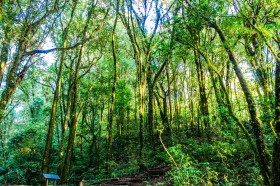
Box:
0;0;279;185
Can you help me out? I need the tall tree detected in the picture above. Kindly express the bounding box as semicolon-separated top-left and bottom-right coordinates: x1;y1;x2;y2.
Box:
107;0;120;172
60;2;109;181
0;0;61;126
272;46;280;185
42;0;78;174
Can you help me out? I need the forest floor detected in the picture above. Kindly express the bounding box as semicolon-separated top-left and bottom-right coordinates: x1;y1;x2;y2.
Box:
90;164;172;186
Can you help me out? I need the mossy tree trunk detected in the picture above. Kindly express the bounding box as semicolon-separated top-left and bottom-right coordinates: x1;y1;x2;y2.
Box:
194;49;210;141
42;1;78;174
107;0;119;172
210;21;271;185
271;51;280;186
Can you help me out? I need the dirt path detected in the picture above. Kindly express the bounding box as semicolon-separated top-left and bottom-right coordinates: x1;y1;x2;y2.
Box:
91;165;172;186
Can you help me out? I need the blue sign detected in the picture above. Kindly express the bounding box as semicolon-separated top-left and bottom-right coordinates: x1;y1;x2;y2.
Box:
43;174;60;180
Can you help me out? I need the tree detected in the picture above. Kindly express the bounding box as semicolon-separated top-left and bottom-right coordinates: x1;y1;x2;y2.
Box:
42;0;78;175
0;0;61;127
106;0;120;172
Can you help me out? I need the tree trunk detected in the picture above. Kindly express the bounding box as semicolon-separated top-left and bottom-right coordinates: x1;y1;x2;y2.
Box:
245;37;272;124
107;0;119;172
209;68;229;126
199;47;261;156
0;40;10;87
61;45;84;182
57;88;72;175
194;49;210;140
210;21;271;185
271;55;280;186
166;66;174;143
41;1;77;174
138;61;145;158
41;52;64;173
147;66;155;146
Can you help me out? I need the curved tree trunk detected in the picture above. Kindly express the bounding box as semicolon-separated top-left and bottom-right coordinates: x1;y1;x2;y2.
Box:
210;21;271;185
41;0;77;174
271;52;280;186
107;0;119;172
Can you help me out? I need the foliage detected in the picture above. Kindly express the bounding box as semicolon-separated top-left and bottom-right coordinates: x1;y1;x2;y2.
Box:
0;0;279;185
158;133;260;185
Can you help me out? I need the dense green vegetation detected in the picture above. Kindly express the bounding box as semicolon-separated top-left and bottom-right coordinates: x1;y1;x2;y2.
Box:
0;0;279;185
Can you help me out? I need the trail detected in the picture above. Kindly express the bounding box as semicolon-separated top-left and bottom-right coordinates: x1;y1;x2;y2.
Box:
91;165;172;186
